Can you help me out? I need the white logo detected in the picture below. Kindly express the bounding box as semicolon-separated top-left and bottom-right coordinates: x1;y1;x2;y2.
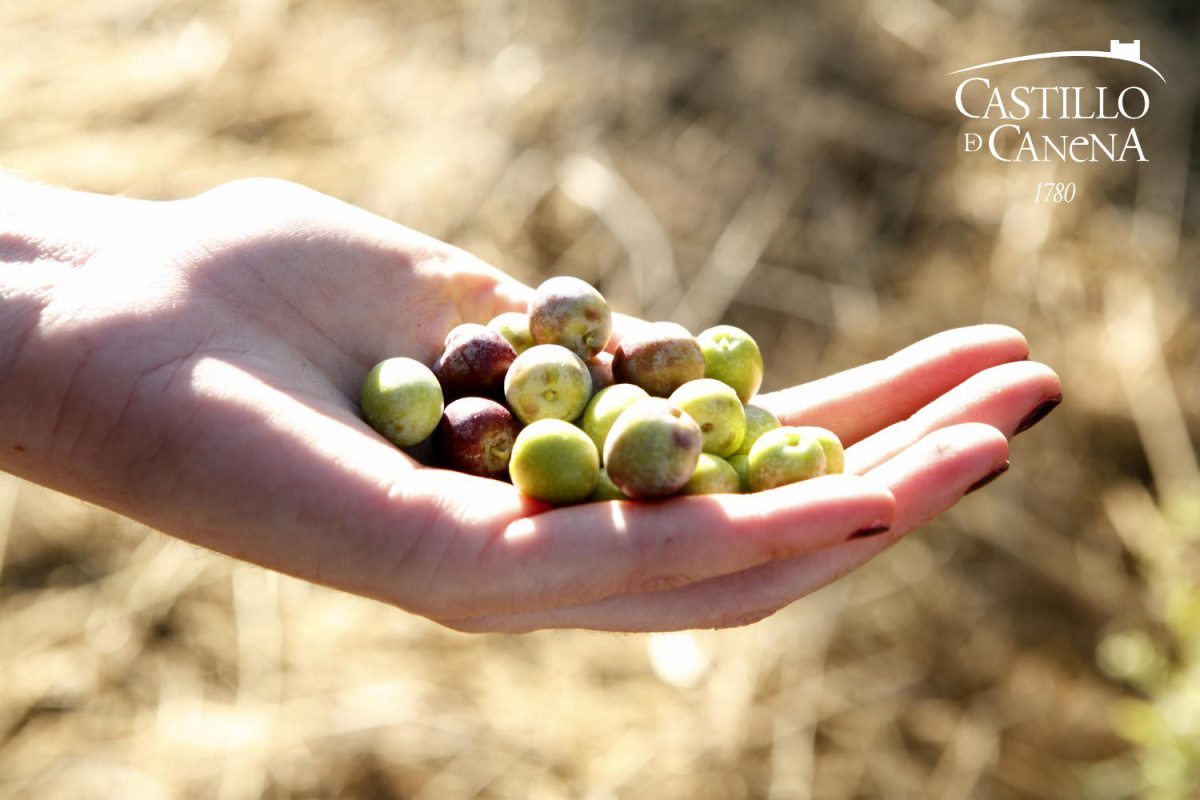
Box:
951;40;1160;169
949;40;1165;83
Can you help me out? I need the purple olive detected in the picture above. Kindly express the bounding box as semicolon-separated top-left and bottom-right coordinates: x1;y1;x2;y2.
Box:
435;397;519;479
612;322;705;397
433;323;517;401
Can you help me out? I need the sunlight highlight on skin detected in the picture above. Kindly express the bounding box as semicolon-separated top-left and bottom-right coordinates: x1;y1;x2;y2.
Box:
503;516;538;543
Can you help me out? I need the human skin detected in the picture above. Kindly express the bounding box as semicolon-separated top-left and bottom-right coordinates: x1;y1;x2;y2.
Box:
0;176;1061;632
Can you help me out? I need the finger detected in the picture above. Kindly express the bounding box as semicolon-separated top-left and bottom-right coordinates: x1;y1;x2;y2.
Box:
862;422;1010;536
431;474;894;620
754;325;1029;445
448;423;1008;633
845;360;1061;474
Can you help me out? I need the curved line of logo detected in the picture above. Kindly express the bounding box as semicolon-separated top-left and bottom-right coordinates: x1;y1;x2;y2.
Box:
948;50;1166;83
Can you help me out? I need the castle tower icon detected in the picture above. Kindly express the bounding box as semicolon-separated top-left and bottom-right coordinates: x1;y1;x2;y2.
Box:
1109;40;1141;62
949;38;1164;82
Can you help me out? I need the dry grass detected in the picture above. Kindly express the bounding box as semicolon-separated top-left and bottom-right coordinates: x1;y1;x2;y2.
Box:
2;1;1198;798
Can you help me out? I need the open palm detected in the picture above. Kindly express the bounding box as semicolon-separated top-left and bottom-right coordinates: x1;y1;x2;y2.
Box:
0;178;1060;632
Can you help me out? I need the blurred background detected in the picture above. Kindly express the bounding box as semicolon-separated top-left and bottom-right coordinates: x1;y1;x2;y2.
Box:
1;1;1198;798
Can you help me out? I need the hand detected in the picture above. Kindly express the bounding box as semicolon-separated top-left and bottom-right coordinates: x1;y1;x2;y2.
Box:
0;177;1060;632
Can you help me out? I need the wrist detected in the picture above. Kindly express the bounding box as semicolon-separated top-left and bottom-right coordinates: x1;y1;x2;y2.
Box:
0;177;75;474
0;292;54;497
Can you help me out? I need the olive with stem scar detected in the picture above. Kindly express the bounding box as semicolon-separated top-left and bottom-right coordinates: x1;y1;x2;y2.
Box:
503;344;593;425
670;378;746;458
528;276;612;360
434;397;519;479
697;324;764;403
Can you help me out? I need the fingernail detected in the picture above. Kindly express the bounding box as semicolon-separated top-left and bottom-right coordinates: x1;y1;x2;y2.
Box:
848;523;891;540
965;461;1010;495
1014;393;1062;435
